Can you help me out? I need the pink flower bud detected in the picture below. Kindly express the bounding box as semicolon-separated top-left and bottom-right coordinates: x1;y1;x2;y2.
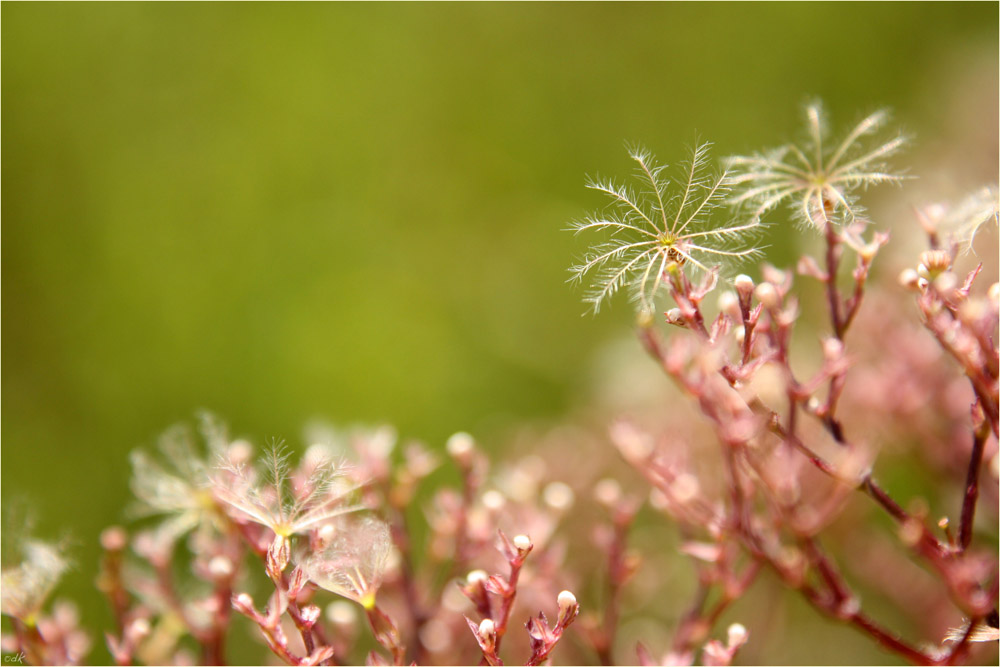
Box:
100;526;128;552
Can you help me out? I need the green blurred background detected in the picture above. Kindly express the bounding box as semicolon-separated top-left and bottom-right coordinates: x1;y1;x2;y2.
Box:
2;2;997;663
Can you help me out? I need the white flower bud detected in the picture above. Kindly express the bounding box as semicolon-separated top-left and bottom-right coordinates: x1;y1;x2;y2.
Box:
734;274;755;299
665;307;683;324
466;569;489;585
727;623;748;648
481;490;506;511
479;617;496;638
208;555;234;579
898;268;920;290
226;440;254;465
670;473;700;503
446;432;475;460
419;618;453;653
649;488;669;511
326;600;356;626
512;534;532;551
717;291;741;320
129;617;151;639
594;478;622;506
754;282;779;309
557;590;577;611
822;337;844;362
542;481;575;512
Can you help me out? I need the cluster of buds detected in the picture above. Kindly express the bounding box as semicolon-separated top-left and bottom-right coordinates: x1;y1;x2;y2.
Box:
464;532;534;666
231;590;333;666
900;248;999;438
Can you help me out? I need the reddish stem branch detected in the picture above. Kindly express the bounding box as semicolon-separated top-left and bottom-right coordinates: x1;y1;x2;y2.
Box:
958;425;990;552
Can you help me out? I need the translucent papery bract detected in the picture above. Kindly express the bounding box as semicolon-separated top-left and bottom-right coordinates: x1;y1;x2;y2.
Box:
303;517;393;607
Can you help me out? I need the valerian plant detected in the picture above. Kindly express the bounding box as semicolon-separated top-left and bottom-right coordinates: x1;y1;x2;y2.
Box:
572;103;997;666
1;102;996;667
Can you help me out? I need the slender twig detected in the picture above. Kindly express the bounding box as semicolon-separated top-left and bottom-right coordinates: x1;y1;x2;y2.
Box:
958;424;990;552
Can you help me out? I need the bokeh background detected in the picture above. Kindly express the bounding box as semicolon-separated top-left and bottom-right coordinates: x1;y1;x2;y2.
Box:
3;2;998;664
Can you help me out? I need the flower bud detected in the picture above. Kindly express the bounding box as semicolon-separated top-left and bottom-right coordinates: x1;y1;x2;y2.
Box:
100;526;128;552
727;623;748;649
542;481;575;512
233;592;256;616
326;600;357;627
822;337;844;362
226;440;254;465
481;490;506;511
446;432;475;463
717;291;741;320
594;478;622;507
467;569;489;585
734;274;755;300
557;589;579;627
131;617;151;639
670;473;700;503
754;282;779;310
478;618;496;646
512;534;532;552
557;589;577;611
665;307;684;324
898;268;920;290
208;555;234;580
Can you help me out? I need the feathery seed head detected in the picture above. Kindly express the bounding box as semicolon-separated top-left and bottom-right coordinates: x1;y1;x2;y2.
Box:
129;413;232;539
1;537;69;623
727;101;907;229
211;440;362;539
919;185;999;254
570;144;763;315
